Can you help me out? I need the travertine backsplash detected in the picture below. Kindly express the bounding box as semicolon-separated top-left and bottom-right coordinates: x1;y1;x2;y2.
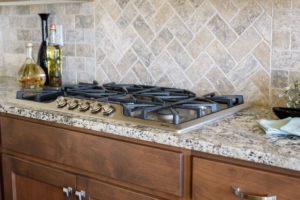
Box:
0;0;299;106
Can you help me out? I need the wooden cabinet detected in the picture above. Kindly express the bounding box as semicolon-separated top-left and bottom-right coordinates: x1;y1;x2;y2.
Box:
2;155;163;200
2;155;76;200
1;116;184;200
192;157;300;200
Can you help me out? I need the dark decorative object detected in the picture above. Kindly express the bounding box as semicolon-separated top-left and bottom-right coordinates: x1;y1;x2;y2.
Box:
37;13;50;85
272;107;300;119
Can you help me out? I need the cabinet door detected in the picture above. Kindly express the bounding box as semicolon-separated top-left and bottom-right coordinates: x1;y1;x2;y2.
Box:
192;157;300;200
77;176;162;200
2;155;76;200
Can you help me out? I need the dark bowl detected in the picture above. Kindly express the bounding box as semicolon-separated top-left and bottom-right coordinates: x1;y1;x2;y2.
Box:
272;107;300;119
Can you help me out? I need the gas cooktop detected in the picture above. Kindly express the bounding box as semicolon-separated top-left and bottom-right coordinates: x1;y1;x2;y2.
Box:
16;82;249;133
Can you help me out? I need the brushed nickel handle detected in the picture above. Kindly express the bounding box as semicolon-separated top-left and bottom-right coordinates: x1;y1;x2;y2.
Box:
75;190;86;200
231;186;277;200
62;187;73;198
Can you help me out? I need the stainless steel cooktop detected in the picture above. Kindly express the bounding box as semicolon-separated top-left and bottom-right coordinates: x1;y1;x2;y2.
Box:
16;82;249;133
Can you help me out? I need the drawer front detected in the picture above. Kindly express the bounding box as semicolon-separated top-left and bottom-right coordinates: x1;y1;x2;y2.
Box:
77;176;162;200
1;117;183;196
192;157;300;200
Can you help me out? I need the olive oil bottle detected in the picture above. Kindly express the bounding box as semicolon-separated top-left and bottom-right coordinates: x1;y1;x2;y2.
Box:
47;24;62;88
18;43;46;89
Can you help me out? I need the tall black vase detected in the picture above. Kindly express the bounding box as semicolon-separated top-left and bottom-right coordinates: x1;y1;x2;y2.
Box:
37;13;50;86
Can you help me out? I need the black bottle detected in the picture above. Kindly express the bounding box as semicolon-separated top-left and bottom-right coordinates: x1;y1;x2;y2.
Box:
37;13;50;86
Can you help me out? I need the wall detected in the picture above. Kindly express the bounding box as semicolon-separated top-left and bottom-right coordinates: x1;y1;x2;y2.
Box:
0;0;299;106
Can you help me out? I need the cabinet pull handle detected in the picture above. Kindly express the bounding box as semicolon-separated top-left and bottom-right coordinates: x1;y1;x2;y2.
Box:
75;190;86;200
63;187;73;198
231;186;277;200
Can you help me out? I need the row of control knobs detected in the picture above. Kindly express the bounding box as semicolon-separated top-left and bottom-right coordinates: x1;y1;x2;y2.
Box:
56;97;115;116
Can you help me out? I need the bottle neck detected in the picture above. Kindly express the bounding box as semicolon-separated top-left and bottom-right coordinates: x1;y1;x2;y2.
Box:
49;30;56;45
26;46;33;60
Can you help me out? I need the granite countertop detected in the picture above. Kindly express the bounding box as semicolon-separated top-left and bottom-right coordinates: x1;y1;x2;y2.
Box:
0;76;299;172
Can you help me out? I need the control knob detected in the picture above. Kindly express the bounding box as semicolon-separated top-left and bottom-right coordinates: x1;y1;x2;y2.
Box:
56;97;68;108
90;102;102;114
102;104;115;116
79;101;90;112
67;99;79;110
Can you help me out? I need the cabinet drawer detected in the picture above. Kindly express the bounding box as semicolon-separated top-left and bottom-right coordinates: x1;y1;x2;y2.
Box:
77;176;162;200
192;157;300;200
1;117;183;196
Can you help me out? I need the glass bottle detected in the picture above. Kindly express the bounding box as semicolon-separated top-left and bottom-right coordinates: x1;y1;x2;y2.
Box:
37;13;50;85
18;43;46;90
47;24;63;88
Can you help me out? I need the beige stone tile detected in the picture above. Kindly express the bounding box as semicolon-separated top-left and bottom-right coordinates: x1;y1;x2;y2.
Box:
166;65;193;89
274;0;292;9
63;70;77;85
235;80;268;106
134;0;156;20
272;51;300;71
210;0;238;22
9;16;25;29
120;69;140;84
101;0;122;20
167;39;193;70
228;55;260;86
116;0;130;9
231;0;263;35
96;47;106;65
3;53;24;77
116;49;138;74
272;31;290;50
254;13;272;44
185;53;213;83
289;70;300;83
293;0;300;9
116;3;138;30
155;74;174;88
151;0;166;9
100;37;122;65
251;68;270;97
187;27;214;59
207;14;237;47
206;40;236;74
63;44;76;57
66;57;85;71
205;66;235;94
256;0;273;16
75;15;94;29
191;77;217;96
132;61;154;85
168;0;195;22
101;59;121;83
149;3;173;33
291;31;300;49
115;26;137;53
273;10;292;31
132;38;155;67
16;30;31;41
189;0;205;8
133;15;155;44
229;27;261;62
78;71;95;83
167;15;193;46
95;67;110;85
253;42;271;72
76;44;95;57
149;52;174;80
186;1;216;33
150;28;174;56
231;0;248;9
271;70;289;88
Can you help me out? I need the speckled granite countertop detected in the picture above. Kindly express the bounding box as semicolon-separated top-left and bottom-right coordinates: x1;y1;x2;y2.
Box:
0;76;299;171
